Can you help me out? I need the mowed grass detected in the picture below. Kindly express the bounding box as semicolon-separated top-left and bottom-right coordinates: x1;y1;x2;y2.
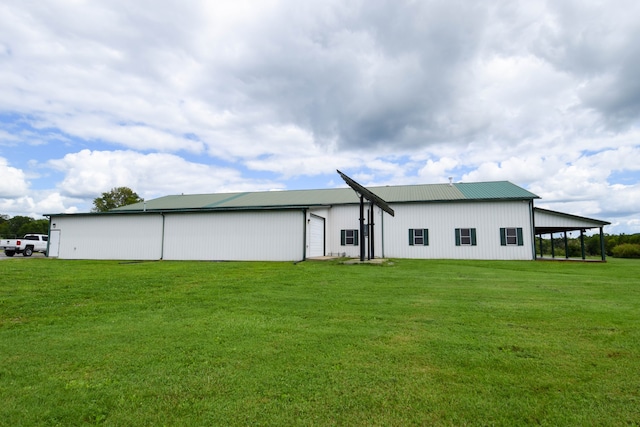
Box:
1;258;639;426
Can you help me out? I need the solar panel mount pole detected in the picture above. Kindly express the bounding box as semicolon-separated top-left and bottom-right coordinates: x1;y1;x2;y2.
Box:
369;201;375;260
359;194;365;262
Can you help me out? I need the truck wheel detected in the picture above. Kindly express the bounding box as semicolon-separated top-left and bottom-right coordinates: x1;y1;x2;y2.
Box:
23;247;33;257
4;250;15;257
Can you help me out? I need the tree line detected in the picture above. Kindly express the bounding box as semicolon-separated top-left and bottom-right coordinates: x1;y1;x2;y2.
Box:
0;215;49;238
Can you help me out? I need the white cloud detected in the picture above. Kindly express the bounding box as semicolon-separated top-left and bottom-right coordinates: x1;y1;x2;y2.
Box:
35;192;78;215
462;156;566;184
418;157;459;183
0;157;29;197
47;149;282;202
0;0;637;232
0;196;36;218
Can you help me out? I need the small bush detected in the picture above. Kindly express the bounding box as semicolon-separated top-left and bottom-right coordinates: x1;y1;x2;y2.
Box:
611;243;640;258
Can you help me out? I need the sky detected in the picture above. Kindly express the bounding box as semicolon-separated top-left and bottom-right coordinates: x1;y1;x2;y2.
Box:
1;0;639;234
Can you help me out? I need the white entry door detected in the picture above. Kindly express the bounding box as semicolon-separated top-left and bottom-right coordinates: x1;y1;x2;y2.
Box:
48;230;61;257
308;215;325;257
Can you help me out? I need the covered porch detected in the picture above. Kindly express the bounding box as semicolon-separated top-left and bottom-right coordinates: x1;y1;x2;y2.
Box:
533;208;611;261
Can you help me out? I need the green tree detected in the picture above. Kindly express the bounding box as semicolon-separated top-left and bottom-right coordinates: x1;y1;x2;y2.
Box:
0;214;9;238
612;243;640;258
6;216;34;238
92;187;143;212
17;219;49;236
585;234;604;256
0;215;49;238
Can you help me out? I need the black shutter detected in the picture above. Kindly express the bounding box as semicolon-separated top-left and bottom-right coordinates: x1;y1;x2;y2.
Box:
500;228;506;246
455;228;461;246
471;228;477;246
517;228;524;246
409;229;414;246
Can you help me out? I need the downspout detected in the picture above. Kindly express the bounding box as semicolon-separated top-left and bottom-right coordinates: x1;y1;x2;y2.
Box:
529;200;536;260
302;208;307;261
381;207;385;258
46;216;52;257
160;213;165;260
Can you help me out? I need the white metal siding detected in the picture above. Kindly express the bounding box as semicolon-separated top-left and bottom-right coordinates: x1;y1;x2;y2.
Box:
162;210;304;261
326;204;384;258
381;201;534;260
50;200;535;261
51;214;164;260
534;210;602;230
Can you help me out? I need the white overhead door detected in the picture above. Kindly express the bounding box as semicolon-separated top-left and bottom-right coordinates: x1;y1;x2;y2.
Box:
308;215;325;257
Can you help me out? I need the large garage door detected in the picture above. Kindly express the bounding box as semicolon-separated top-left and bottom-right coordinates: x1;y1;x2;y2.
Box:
309;214;325;257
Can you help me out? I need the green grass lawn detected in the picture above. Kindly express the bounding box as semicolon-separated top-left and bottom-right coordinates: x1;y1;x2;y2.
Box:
1;258;639;426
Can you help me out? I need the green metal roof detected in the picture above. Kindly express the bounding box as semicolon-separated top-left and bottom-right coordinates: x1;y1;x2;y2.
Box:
455;181;539;200
112;181;539;213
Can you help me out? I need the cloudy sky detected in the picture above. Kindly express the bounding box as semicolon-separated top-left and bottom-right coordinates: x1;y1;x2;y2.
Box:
1;0;639;233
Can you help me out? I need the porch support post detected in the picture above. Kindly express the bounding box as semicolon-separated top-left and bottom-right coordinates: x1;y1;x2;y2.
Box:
600;227;606;261
550;233;555;258
538;234;543;258
564;232;569;259
580;229;586;260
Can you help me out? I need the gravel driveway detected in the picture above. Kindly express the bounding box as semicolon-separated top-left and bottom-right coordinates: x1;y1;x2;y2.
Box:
0;252;47;260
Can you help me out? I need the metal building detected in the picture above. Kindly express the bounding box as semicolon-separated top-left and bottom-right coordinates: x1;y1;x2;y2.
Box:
45;181;609;261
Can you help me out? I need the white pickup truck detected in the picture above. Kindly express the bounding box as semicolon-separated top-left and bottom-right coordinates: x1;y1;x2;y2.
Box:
1;234;49;257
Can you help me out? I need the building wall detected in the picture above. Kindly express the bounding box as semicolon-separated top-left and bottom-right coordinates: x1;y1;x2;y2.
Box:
381;201;534;260
162;210;305;261
50;214;164;260
325;204;384;258
50;200;534;261
321;200;534;260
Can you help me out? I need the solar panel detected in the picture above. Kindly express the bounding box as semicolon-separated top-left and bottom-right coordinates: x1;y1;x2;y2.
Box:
336;170;395;216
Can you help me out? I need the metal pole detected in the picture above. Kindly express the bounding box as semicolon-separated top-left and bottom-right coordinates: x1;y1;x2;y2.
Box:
366;207;371;260
600;227;606;261
370;202;375;259
580;229;586;260
564;232;569;259
381;207;385;258
538;234;543;258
